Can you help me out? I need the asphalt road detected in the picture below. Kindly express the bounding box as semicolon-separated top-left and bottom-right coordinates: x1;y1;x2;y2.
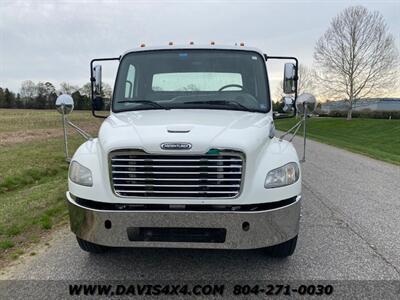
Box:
2;136;400;295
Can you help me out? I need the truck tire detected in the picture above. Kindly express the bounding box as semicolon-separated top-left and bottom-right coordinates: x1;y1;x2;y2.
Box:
265;235;297;257
76;236;108;253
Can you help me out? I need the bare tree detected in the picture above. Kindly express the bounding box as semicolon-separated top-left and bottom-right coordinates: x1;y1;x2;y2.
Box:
273;83;284;104
79;82;112;98
297;64;315;95
79;82;92;97
314;6;399;119
273;64;315;103
101;82;113;99
59;82;79;95
20;80;37;99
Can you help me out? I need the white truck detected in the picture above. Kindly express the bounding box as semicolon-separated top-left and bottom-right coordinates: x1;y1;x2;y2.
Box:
57;44;315;257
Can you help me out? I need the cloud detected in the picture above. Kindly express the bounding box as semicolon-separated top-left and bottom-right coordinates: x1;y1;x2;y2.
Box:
0;0;398;95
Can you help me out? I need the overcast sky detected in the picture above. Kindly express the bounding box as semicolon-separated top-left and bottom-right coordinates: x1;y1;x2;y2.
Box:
0;0;399;96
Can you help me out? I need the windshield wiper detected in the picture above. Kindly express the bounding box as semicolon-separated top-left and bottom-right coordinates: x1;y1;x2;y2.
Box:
116;100;168;110
182;100;254;111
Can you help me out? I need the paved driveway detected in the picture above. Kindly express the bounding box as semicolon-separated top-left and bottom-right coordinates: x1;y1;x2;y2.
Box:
1;136;399;297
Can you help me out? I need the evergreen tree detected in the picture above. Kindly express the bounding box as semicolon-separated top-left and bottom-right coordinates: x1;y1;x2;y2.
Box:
4;88;15;108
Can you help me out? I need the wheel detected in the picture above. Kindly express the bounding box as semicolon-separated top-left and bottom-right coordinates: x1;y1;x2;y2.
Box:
265;235;298;257
76;236;108;253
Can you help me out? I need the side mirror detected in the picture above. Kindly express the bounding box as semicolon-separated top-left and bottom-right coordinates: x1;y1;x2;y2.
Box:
296;93;316;114
55;94;74;115
282;96;294;112
93;65;102;96
283;63;296;94
93;96;104;111
55;94;92;162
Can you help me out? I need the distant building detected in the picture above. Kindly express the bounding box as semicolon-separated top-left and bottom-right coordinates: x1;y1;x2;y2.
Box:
321;98;400;113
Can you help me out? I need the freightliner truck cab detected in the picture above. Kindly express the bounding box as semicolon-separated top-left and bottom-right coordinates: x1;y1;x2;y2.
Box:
57;44;316;257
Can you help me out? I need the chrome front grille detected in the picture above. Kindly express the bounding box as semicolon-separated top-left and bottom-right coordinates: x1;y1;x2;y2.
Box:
110;150;244;198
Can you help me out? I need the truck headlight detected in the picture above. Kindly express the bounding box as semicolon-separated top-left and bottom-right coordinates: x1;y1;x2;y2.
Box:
264;162;299;188
69;161;93;187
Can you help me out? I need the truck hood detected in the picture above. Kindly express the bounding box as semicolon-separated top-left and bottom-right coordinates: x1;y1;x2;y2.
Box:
98;109;273;154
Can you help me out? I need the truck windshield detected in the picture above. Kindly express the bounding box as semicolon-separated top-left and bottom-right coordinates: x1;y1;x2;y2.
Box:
113;49;270;113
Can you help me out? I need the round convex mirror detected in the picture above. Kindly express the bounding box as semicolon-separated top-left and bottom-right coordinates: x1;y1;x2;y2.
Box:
55;94;74;115
296;93;316;114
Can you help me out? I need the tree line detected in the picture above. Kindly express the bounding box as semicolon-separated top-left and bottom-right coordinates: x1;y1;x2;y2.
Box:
1;6;398;120
0;81;112;110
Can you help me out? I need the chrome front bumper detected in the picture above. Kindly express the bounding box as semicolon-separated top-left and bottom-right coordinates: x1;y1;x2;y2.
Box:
66;192;301;249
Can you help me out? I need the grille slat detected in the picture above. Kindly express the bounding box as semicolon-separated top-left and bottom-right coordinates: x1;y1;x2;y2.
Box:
114;190;239;194
110;150;244;198
112;177;241;181
114;184;241;187
112;171;242;174
112;158;242;162
112;165;242;168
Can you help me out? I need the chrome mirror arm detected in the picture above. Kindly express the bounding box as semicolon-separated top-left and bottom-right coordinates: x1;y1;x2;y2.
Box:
288;120;303;143
279;120;303;141
65;119;92;140
279;102;309;163
60;104;92;163
301;104;307;163
279;119;303;141
61;108;70;162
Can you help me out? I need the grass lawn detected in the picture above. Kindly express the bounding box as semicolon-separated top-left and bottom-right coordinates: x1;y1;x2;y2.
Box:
0;109;399;263
0;109;97;133
275;117;400;165
0;109;100;263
